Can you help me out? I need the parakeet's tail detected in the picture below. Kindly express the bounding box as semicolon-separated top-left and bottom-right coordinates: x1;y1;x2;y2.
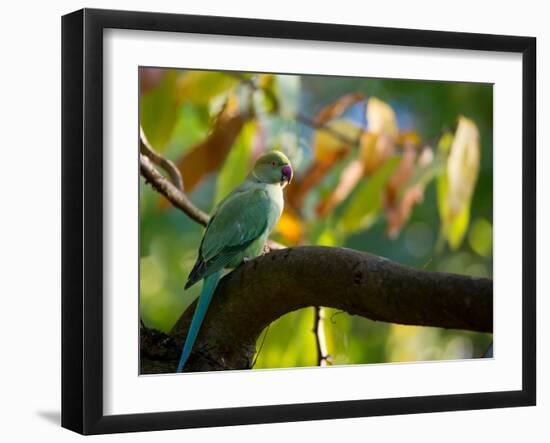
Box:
177;270;222;373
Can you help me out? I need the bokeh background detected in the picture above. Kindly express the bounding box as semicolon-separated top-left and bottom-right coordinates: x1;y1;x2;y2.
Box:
139;67;493;369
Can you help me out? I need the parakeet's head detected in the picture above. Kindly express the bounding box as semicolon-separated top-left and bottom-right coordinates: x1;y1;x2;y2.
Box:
252;151;293;187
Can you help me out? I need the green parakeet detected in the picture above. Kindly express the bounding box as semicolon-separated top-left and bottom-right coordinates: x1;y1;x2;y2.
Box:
177;150;293;372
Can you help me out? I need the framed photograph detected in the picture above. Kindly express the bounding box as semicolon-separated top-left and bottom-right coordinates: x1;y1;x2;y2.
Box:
61;8;536;434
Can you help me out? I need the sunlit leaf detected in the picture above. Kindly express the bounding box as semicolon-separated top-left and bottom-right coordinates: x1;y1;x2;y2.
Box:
176;71;238;105
338;156;401;234
446;116;480;216
447;203;470;250
359;98;399;174
437;117;480;249
366;97;399;136
437;131;454;154
359;132;397;175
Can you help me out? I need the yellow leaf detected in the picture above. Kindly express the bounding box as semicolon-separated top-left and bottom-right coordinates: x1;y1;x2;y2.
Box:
437;117;481;250
176;71;238;105
313;119;361;162
448;203;470;250
437;131;454;154
446;116;480;216
366;97;399;136
358;98;399;174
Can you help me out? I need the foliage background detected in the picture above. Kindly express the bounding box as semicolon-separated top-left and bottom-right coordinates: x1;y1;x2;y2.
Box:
139;67;493;369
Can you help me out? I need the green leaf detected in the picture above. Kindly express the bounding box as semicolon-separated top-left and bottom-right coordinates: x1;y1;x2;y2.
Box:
338;156;401;234
437;131;454;154
214;121;256;204
436;118;480;250
468;218;493;257
253;308;317;369
176;71;238;106
438;171;471;251
447;203;470;250
164;102;209;159
140;70;179;152
436;168;449;221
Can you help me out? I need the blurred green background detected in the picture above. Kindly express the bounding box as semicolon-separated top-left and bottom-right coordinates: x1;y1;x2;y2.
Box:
139;68;493;370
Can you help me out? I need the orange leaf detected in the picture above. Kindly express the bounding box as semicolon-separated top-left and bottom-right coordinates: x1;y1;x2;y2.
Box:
313;93;365;126
383;146;419;238
176;99;247;192
316;159;365;218
286;148;350;211
276;209;304;245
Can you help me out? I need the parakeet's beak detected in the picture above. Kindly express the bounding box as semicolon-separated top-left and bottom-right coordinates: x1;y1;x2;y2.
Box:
281;164;293;187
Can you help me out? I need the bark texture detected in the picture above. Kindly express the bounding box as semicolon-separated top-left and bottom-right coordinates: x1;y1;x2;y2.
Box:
141;246;492;374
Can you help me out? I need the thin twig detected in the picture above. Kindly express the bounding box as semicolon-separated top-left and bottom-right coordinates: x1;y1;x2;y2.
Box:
140;154;210;226
296;112;359;146
313;306;331;366
140;127;184;191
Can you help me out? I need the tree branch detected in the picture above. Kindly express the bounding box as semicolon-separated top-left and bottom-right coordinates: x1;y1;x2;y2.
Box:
140;153;210;226
140;127;184;191
313;306;331;366
141;246;492;374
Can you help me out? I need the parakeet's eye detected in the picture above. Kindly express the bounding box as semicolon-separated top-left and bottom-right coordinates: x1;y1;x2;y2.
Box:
271;161;276;167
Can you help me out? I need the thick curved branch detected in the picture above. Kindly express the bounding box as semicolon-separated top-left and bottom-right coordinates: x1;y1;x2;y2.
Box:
141;246;492;373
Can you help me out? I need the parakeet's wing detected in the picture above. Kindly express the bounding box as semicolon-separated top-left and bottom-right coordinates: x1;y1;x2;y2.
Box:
185;186;270;288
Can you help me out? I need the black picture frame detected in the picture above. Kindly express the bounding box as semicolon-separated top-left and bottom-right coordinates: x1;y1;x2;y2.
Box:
62;8;536;435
